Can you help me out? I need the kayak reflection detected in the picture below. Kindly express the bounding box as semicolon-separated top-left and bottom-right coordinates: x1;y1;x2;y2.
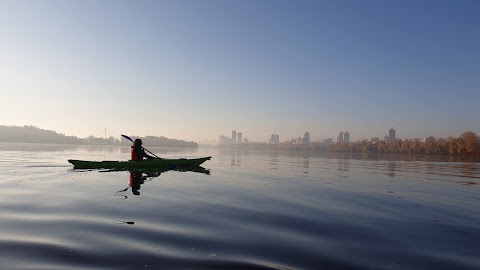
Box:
106;166;210;196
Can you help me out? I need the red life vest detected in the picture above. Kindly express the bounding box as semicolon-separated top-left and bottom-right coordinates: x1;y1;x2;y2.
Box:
131;146;140;161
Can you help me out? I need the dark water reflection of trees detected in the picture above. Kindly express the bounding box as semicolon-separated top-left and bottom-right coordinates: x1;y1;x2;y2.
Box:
217;148;479;163
217;148;480;181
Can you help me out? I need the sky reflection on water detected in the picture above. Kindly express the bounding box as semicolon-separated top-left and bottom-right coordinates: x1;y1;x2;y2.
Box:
0;143;478;270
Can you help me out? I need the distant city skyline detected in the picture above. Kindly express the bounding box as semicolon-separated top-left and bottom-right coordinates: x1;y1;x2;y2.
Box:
217;127;458;145
1;1;479;143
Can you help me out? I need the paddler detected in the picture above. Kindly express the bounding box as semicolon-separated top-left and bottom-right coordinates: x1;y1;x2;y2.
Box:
130;139;156;161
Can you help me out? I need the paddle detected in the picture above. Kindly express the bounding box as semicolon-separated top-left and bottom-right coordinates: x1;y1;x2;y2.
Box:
121;134;176;169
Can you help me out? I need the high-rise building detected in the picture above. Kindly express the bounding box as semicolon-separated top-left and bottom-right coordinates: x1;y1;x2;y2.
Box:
232;130;237;144
388;128;396;141
303;132;310;144
343;131;350;142
338;131;344;143
269;134;280;144
237;132;243;144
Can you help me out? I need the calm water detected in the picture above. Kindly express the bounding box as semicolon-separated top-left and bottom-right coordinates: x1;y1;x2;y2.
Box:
0;143;479;270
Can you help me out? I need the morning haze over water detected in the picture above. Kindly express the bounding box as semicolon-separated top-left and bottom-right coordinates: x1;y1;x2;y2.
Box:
1;0;479;269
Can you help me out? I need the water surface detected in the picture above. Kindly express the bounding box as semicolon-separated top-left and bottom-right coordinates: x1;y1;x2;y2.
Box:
0;143;479;269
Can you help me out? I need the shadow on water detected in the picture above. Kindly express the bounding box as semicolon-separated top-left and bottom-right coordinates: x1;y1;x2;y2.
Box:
97;167;210;197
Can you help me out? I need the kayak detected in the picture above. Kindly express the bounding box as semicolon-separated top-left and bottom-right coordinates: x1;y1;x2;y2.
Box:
68;156;211;169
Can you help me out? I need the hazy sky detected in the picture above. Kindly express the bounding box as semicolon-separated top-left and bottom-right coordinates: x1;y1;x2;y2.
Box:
1;0;479;143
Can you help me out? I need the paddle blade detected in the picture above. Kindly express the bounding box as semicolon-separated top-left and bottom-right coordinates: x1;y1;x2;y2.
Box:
121;134;134;143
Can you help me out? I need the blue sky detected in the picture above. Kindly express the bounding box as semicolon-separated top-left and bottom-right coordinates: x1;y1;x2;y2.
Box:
1;0;479;143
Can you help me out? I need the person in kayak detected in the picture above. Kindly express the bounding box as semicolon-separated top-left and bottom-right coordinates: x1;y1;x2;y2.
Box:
131;139;156;161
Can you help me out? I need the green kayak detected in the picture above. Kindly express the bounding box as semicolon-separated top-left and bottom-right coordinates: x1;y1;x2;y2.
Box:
68;156;211;169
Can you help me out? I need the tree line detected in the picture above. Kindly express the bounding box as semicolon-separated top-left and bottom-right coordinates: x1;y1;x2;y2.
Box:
323;131;479;157
220;131;480;157
0;125;198;148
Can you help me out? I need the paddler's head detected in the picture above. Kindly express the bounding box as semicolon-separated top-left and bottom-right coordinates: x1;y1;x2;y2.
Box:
134;139;142;147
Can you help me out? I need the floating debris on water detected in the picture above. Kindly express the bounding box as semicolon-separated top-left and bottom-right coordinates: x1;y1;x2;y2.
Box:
114;219;135;225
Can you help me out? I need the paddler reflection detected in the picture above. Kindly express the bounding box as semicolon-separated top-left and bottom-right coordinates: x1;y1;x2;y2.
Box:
128;171;162;195
115;170;163;197
115;167;210;198
129;172;144;195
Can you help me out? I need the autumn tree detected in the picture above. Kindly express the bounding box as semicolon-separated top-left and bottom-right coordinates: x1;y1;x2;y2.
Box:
461;131;478;156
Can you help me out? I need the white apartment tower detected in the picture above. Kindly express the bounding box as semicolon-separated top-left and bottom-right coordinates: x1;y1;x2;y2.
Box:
232;130;237;144
344;131;350;142
338;131;344;143
303;132;310;144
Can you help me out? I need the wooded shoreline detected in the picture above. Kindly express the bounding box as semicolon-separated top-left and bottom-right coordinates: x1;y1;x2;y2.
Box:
219;131;480;157
0;125;198;148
